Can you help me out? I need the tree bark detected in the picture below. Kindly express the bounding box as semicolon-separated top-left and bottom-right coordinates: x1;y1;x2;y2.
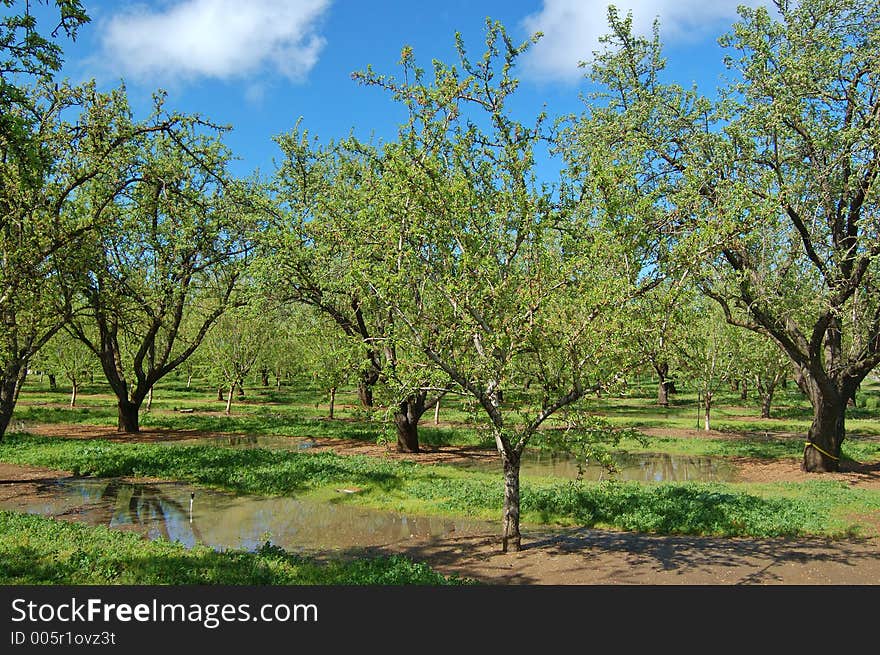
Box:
217;387;224;401
356;371;377;408
803;391;847;472
225;382;235;415
48;373;57;391
328;387;336;419
434;397;441;425
394;393;428;453
655;362;670;406
0;368;22;442
260;368;270;387
501;449;522;553
703;391;712;432
117;399;140;433
70;382;78;408
760;389;773;419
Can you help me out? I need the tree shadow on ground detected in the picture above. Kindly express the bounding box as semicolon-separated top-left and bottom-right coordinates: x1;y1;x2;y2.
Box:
364;527;880;585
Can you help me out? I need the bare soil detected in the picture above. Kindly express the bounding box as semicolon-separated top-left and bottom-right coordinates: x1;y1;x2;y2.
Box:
4;423;880;584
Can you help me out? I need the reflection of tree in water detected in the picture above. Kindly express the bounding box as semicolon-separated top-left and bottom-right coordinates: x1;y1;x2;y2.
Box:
96;481;203;543
224;435;258;447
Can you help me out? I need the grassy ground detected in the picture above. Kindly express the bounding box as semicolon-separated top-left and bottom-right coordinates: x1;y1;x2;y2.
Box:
0;511;471;585
3;373;880;554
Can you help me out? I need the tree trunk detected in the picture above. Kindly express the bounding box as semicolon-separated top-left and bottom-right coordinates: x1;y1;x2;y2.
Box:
186;374;192;389
394;394;429;453
803;391;847;473
740;380;748;401
146;386;153;412
328;387;336;419
761;391;773;419
703;391;712;432
225;382;235;415
48;373;57;391
656;362;670;406
117;399;140;433
217;387;224;401
434;398;441;425
236;383;244;399
0;367;22;442
501;449;522;553
70;382;78;408
357;378;374;408
260;368;270;387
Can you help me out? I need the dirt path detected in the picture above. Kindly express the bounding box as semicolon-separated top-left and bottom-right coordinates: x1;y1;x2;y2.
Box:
5;426;880;584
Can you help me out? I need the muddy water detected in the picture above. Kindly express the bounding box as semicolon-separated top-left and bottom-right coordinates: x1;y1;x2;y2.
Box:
2;478;496;552
157;434;737;483
507;451;736;482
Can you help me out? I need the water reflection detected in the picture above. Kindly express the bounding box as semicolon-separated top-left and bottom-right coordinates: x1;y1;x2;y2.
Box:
6;478;495;553
516;450;737;482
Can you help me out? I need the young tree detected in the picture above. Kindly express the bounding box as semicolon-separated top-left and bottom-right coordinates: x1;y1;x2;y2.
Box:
202;304;272;415
39;330;97;407
745;333;792;420
354;22;664;550
289;307;361;419
584;0;880;471
673;301;738;431
629;276;690;406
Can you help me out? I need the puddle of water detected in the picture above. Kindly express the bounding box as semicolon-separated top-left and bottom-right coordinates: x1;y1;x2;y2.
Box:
156;435;736;482
514;450;737;482
1;478;495;553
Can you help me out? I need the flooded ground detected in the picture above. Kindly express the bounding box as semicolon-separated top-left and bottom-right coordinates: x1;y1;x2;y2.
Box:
0;477;497;553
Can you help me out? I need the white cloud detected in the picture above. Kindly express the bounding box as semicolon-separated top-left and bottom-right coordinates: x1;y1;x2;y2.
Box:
521;0;769;83
98;0;331;84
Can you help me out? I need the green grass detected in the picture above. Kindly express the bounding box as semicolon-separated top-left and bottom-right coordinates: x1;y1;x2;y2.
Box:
0;511;471;585
16;375;880;449
3;433;879;539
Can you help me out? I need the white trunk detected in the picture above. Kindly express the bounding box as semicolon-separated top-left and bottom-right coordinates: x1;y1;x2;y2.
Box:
225;382;235;415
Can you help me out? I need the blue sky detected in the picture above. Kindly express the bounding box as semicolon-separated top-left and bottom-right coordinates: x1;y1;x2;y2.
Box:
43;0;770;180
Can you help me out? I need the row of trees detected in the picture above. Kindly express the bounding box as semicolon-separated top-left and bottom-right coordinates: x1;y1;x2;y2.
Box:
2;0;878;551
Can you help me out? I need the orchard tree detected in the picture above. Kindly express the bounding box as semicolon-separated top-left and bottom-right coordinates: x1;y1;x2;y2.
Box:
288;307;361;419
266;127;447;451
0;2;200;439
39;330;96;407
355;22;664;550
266;131;388;409
202;303;272;415
67;111;255;433
628;275;690;406
585;0;880;471
673;301;738;432
739;330;791;419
